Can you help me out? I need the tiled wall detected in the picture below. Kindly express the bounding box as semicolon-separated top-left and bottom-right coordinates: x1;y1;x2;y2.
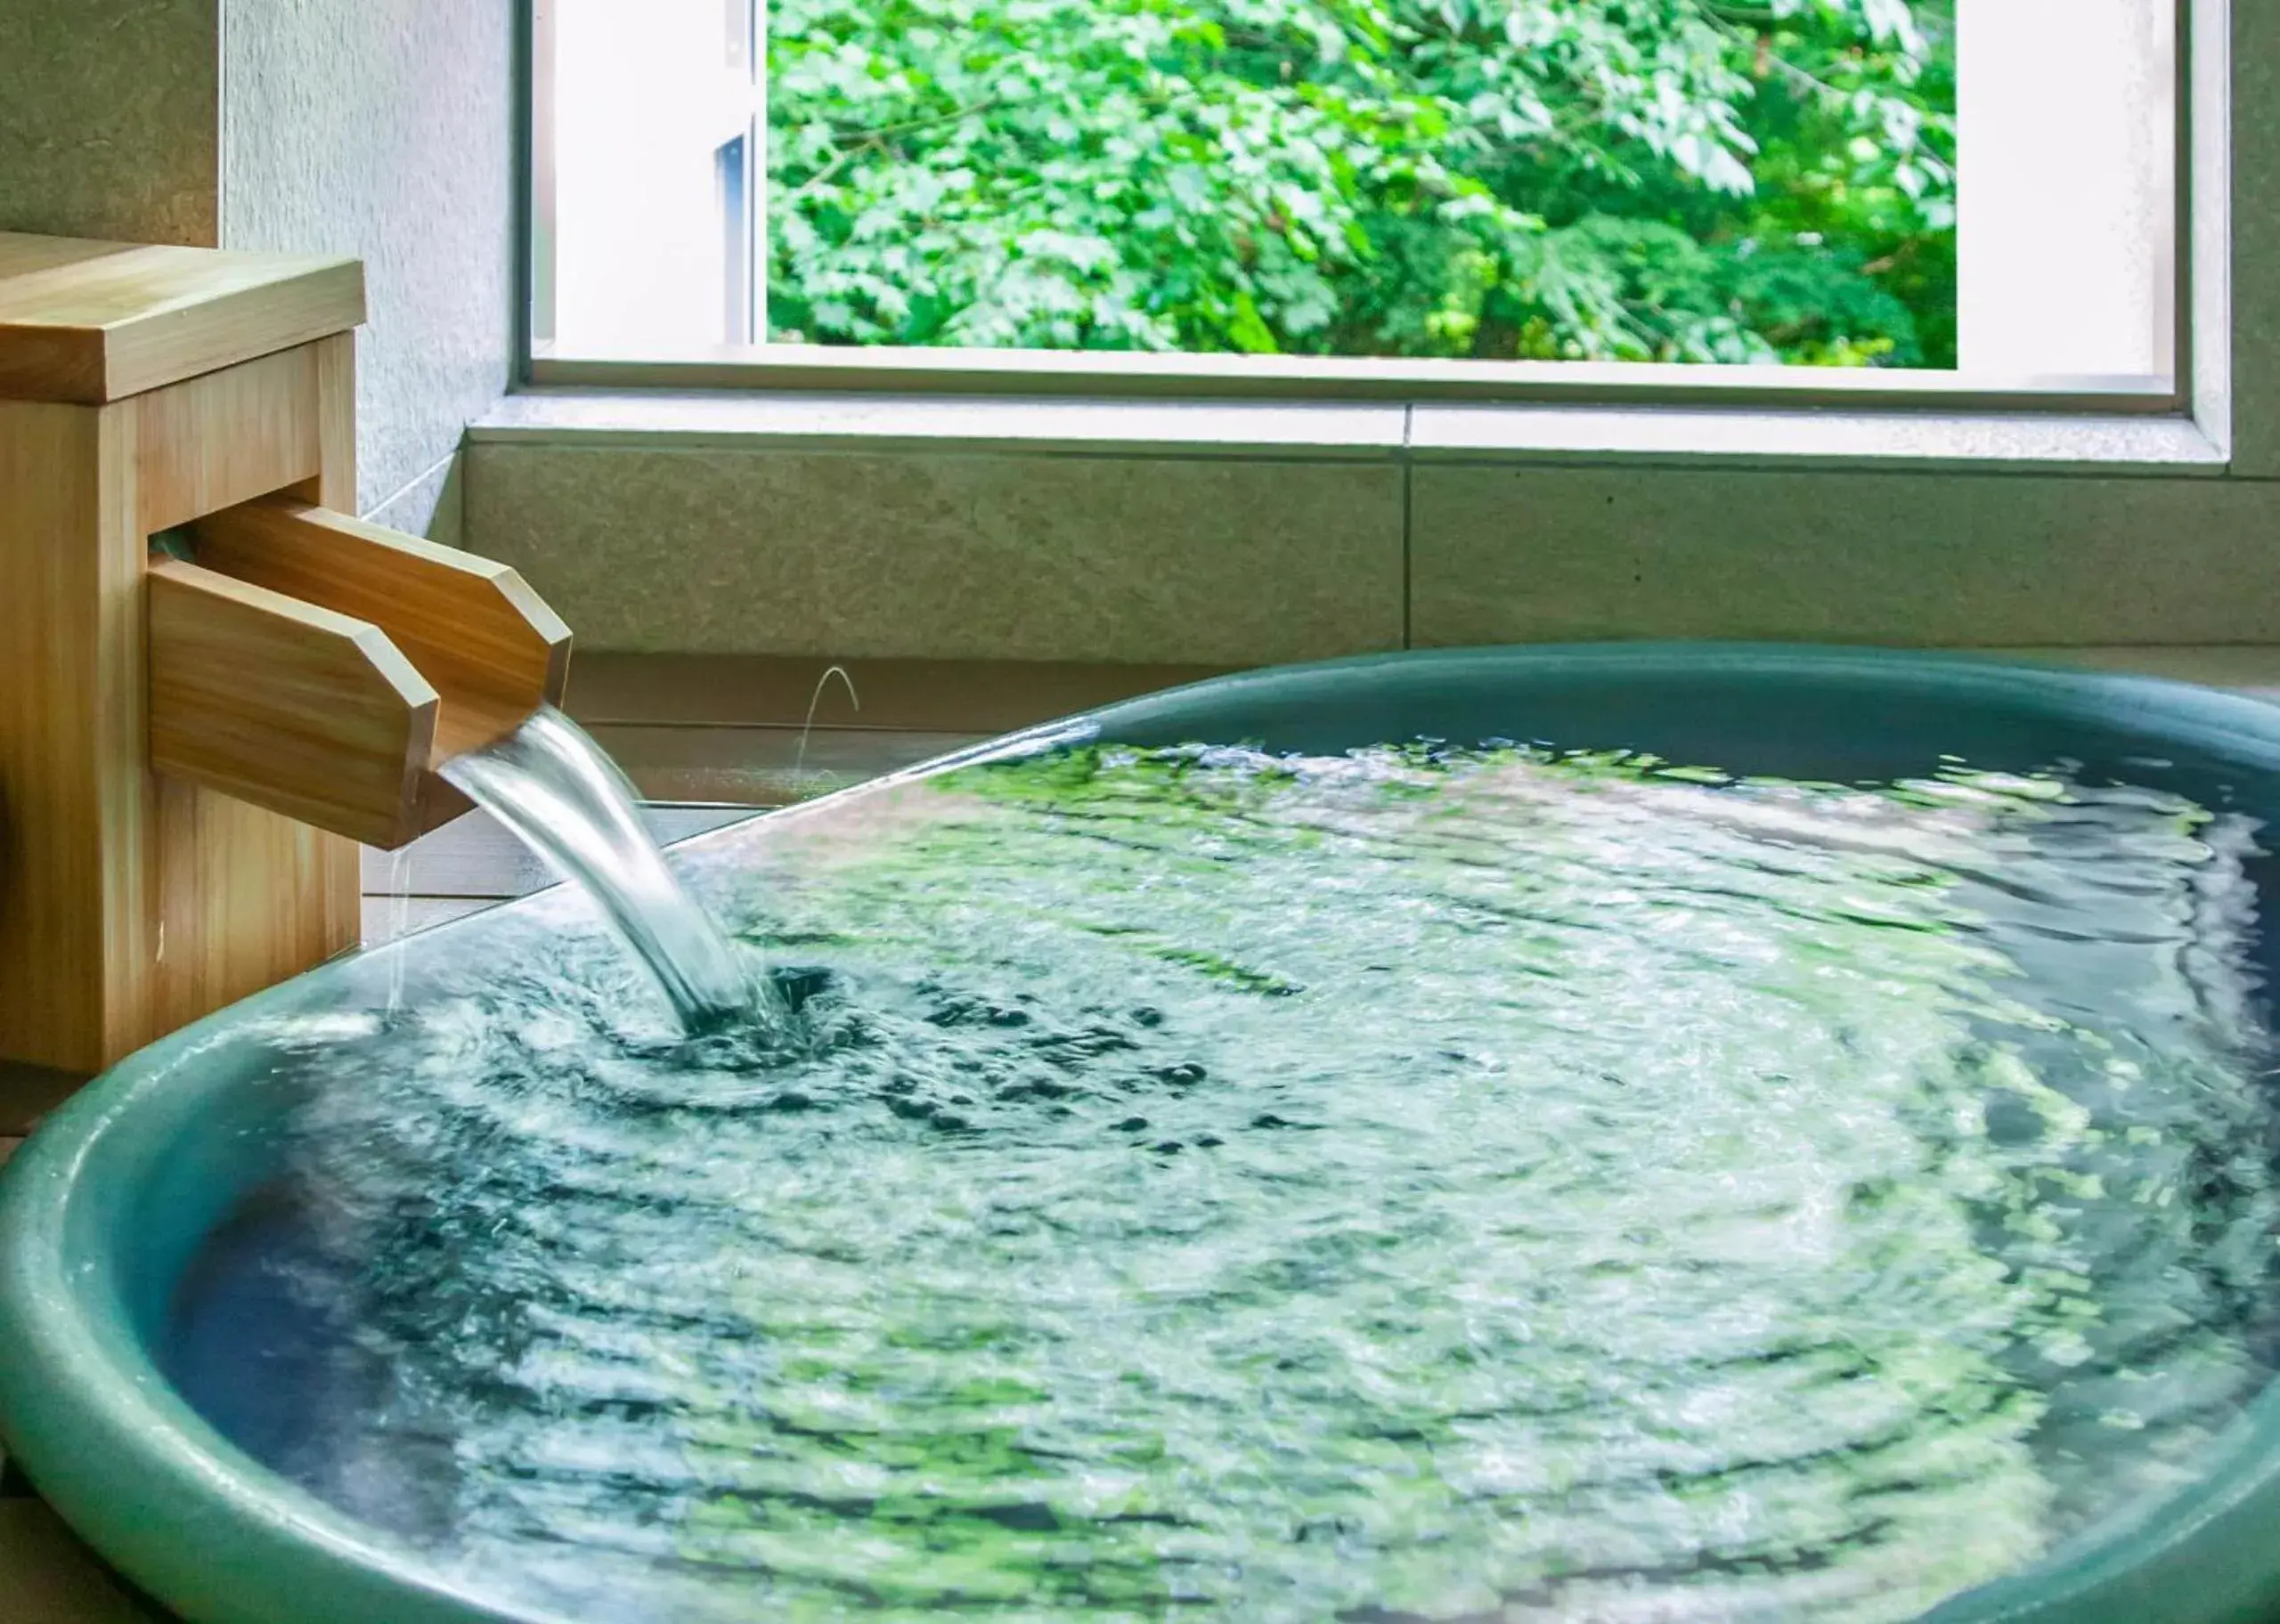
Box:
0;0;220;248
2227;1;2280;478
464;441;2280;662
467;444;1406;664
1408;466;2280;647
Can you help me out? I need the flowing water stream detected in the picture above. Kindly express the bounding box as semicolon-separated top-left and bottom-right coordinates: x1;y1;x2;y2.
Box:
440;707;758;1030
167;734;2280;1622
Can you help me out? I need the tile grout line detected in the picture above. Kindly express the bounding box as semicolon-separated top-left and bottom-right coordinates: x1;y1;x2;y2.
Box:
1399;405;1415;649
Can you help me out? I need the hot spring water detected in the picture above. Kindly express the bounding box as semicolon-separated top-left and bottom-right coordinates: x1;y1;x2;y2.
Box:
166;721;2280;1621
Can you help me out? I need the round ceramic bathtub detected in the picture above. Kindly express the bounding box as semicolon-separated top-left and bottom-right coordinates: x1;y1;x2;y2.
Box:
9;645;2280;1623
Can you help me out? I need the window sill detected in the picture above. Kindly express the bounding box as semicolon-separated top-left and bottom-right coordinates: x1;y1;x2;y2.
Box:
476;388;2229;475
476;388;1404;460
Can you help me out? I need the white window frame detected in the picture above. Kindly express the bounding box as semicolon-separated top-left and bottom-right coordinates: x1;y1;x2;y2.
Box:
518;0;2237;475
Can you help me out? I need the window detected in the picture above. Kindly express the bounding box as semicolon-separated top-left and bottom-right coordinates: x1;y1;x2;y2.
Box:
530;0;2183;399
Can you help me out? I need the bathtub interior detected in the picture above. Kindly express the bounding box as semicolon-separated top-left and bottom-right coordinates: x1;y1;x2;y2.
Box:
12;646;2280;1624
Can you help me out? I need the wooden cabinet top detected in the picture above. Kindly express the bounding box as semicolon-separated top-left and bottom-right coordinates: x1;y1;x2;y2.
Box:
0;233;364;405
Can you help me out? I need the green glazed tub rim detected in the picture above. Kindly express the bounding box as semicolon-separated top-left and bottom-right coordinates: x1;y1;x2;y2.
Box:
12;643;2280;1622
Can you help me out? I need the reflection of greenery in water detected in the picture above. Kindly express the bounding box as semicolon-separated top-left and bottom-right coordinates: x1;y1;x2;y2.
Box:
232;745;2278;1622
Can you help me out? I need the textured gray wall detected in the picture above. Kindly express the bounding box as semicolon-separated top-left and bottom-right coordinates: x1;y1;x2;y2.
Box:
467;445;1405;662
221;0;517;528
0;0;220;246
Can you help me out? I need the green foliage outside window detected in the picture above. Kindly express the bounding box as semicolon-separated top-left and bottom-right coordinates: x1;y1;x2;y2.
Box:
766;0;1955;367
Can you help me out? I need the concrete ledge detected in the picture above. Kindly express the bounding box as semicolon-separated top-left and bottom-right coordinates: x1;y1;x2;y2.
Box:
476;389;1405;460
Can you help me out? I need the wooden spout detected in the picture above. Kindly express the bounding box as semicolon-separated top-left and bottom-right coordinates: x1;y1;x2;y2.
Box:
192;496;572;759
147;559;440;849
148;494;574;850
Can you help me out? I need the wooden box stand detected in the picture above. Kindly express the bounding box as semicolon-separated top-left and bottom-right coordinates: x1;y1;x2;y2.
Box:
0;234;569;1121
